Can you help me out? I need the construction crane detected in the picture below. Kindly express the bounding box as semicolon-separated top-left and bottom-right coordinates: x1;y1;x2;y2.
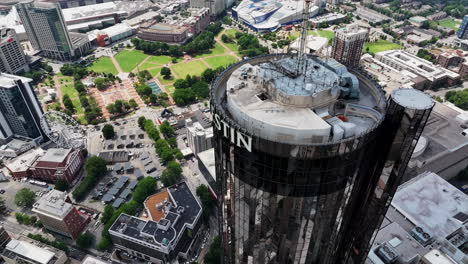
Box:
295;0;313;76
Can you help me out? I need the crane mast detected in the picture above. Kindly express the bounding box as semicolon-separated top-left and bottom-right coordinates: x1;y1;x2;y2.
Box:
295;0;312;75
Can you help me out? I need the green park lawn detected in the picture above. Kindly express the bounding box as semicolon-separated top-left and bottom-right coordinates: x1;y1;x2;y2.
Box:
194;43;226;58
147;55;173;65
165;85;175;94
72;99;84;115
171;60;208;78
115;49;148;72
60;83;78;98
87;57;118;75
204;55;238;68
139;62;160;71
363;40;402;53
225;42;239;52
225;28;240;39
57;74;73;84
317;30;334;40
157;74;175;85
148;67;162;77
437;18;461;30
288;30;317;41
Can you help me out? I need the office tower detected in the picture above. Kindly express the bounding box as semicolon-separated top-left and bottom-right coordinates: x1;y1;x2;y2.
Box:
32;190;88;239
0;28;29;75
457;15;468;39
331;24;368;68
211;53;434;263
0;73;45;144
186;118;213;156
16;1;91;61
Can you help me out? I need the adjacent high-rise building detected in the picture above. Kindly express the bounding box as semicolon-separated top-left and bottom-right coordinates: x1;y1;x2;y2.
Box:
32;190;88;239
457;15;468;39
16;1;91;61
331;24;368;68
0;28;29;75
211;53;434;263
0;73;45;144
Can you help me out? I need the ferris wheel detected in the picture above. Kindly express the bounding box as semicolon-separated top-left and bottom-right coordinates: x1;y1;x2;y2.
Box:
40;111;87;149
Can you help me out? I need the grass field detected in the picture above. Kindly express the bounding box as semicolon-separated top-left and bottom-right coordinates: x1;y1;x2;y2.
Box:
171;60;208;77
204;55;238;68
147;55;173;65
194;43;226;58
165;85;175;94
317;30;334;40
148;67;162;77
57;75;73;84
438;18;461;30
139;62;160;70
72;99;84;115
288;30;317;41
115;49;148;72
225;29;240;39
61;84;78;98
87;57;118;75
157;74;175;85
363;40;402;53
224;42;239;52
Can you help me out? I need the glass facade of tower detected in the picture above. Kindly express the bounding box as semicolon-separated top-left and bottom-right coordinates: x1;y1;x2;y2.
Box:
211;54;433;264
0;79;43;140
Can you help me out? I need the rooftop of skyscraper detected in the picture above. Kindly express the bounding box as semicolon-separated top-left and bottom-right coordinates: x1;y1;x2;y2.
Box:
0;73;31;88
222;55;386;144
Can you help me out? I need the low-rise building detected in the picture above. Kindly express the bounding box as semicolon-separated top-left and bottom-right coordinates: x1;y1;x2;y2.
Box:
5;148;45;179
375;50;460;89
186;119;213;156
356;7;391;23
89;23;135;47
427;11;447;21
409;15;427;26
309;12;346;26
1;237;68;264
29;148;84;184
459;61;468;78
182;8;210;35
0;226;11;248
367;172;468;264
137;22;188;44
437;49;468;69
32;190;89;239
109;181;202;264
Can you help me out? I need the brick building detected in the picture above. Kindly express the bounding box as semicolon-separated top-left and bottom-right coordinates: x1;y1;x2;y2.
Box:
331;24;368;68
459;62;468;79
137;22;188;44
437;50;467;69
29;148;84;184
32;190;88;239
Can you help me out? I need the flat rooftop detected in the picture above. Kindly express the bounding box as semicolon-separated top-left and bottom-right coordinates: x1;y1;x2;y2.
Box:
32;190;72;219
38;148;71;163
198;148;216;181
6;148;45;172
0;73;32;88
225;55;385;144
391;171;468;238
4;239;55;264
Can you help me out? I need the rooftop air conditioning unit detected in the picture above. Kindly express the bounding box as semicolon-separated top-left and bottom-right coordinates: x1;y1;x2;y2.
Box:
410;226;432;246
375;242;399;264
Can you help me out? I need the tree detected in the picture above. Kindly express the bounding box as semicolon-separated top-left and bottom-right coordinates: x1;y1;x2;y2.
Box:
102;124;115;139
138;116;146;130
101;205;114;224
160;121;175;138
132;177;157;203
172;89;195;106
76;232;94;249
160;67;172;79
202;68;216;83
174;79;189;89
15;188;35;208
192;81;210;99
94;78;109;90
62;94;75;113
72;156;107;201
55;179;69;191
161;161;182;186
205;236;221;264
221;34;232;43
129;99;138;109
196;184;214;220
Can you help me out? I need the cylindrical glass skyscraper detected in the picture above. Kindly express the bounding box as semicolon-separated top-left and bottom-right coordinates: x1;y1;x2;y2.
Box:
211;54;433;264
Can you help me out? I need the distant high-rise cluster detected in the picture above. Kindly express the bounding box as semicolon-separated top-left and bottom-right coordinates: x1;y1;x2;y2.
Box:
0;28;29;75
331;24;368;68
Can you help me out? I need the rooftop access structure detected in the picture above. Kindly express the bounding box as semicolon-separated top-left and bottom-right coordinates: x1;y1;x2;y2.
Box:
211;1;435;263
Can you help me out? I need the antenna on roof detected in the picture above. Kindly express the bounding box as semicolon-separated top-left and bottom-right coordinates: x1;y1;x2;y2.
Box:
295;0;312;76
